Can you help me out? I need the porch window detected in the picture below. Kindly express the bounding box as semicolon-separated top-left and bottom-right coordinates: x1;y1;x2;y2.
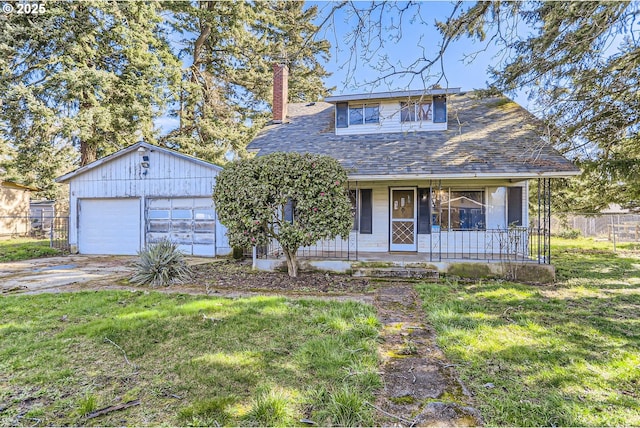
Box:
349;104;379;125
400;102;433;122
432;189;486;230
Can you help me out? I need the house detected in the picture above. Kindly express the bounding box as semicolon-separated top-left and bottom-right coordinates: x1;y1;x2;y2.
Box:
56;142;231;256
246;64;580;271
0;180;37;238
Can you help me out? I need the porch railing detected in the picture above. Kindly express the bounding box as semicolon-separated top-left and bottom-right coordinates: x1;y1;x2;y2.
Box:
250;227;550;264
253;235;353;260
428;227;548;263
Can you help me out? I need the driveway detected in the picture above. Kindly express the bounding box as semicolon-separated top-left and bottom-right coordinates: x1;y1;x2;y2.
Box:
0;255;137;295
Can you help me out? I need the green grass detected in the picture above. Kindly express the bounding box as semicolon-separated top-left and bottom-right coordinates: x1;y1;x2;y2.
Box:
0;238;60;262
0;292;381;426
417;237;640;426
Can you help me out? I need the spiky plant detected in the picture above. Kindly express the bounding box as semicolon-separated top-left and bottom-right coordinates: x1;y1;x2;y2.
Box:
130;239;192;286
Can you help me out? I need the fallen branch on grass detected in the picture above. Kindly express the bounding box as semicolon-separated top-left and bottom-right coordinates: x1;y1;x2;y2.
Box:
409;362;417;384
364;401;413;425
85;400;140;419
104;337;137;371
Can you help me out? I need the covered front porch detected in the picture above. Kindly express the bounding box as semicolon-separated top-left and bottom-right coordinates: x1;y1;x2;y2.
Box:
253;226;550;263
252;178;553;265
251;232;556;283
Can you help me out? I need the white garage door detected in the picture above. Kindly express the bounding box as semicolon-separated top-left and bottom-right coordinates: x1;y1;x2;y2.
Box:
78;198;141;255
146;197;216;256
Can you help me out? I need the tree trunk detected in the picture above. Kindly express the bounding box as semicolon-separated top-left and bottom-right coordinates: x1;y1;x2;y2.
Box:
282;247;299;277
80;142;97;166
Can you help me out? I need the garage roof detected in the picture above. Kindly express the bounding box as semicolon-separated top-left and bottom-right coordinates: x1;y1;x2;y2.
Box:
56;142;222;183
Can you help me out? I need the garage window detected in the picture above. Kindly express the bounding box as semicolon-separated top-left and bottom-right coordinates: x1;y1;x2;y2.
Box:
148;210;169;219
195;209;215;220
172;209;191;219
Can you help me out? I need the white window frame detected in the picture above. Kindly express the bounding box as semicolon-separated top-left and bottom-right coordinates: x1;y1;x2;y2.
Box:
400;101;433;123
349;103;380;125
433;188;487;231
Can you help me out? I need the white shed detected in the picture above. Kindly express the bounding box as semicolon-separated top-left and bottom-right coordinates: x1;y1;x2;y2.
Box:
56;142;231;257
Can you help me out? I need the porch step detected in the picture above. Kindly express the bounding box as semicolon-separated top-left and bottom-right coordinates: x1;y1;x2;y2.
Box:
353;267;439;280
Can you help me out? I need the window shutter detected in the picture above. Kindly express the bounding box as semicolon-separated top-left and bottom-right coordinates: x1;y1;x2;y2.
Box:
349;189;359;231
507;187;523;226
400;102;410;122
433;96;447;123
360;189;373;234
417;188;431;234
336;102;348;128
284;198;294;223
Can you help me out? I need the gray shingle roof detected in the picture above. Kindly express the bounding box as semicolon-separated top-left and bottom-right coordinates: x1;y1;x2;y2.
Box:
247;92;579;179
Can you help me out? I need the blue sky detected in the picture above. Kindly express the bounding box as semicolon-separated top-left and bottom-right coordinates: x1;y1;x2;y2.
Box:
311;1;503;95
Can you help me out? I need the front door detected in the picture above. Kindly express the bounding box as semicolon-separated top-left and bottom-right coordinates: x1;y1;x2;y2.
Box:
390;188;417;251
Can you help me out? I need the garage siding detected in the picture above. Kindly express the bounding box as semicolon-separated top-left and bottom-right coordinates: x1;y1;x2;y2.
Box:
65;144;231;256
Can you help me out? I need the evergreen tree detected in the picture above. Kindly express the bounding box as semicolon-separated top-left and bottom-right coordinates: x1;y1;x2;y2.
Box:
0;0;182;173
442;2;640;213
162;1;331;163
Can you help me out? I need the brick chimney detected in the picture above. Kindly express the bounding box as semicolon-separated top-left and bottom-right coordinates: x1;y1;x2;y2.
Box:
272;62;288;123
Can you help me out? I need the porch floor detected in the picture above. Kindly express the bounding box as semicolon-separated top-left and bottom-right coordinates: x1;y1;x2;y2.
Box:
355;251;539;264
292;251;542;264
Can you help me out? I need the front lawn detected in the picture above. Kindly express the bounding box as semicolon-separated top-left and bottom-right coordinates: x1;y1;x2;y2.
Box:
0;238;60;262
417;237;640;426
0;292;381;426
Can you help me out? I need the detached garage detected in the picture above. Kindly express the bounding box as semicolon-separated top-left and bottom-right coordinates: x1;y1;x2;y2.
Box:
56;142;231;257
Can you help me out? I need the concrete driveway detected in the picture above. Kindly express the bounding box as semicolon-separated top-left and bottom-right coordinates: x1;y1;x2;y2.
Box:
0;255;137;295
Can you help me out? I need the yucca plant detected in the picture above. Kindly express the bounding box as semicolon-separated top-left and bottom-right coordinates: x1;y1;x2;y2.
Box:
130;239;193;286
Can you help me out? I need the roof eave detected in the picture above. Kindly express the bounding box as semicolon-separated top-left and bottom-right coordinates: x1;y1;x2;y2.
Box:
325;88;462;103
1;180;40;191
347;170;581;181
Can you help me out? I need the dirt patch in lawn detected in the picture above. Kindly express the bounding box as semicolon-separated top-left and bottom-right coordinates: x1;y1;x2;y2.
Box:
373;283;483;426
191;260;374;295
70;259;376;302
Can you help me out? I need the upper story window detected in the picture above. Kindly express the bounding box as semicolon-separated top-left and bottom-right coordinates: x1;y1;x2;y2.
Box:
400;101;433;122
348;103;379;125
334;94;449;130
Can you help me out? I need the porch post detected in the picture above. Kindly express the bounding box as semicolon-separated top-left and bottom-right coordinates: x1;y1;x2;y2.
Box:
537;178;542;263
347;181;350;261
438;180;442;262
429;180;433;263
355;181;359;261
546;178;552;264
252;246;257;269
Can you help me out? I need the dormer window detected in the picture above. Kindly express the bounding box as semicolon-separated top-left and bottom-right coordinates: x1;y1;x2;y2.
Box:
329;89;457;133
349;103;380;125
400;102;433;122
